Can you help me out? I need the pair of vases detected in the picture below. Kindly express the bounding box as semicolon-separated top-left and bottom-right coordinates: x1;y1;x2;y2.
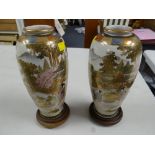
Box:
16;25;142;128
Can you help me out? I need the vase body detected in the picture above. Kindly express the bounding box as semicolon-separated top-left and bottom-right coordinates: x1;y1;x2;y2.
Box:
89;25;142;125
16;25;69;128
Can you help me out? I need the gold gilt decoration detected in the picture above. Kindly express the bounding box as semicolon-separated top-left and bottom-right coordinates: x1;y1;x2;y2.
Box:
16;25;69;128
89;25;142;120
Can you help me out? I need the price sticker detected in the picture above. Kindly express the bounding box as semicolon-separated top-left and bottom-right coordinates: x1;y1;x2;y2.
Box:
58;42;65;52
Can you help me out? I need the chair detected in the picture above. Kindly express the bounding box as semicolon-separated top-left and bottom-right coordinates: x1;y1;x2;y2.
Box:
16;19;24;36
97;19;130;34
84;19;141;48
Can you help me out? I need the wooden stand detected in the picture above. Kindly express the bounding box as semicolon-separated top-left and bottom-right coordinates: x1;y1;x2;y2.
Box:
36;103;70;128
89;102;123;126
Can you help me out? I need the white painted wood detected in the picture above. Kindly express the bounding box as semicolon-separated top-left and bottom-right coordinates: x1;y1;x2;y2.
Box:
114;19;119;25
15;19;24;36
102;19;129;28
119;19;124;25
125;19;130;26
54;19;65;36
109;19;113;26
103;19;108;27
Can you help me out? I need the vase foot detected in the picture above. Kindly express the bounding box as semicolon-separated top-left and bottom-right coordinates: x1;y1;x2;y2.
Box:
89;102;123;126
36;103;70;128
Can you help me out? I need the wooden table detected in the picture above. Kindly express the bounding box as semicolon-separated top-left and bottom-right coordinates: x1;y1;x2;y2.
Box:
0;45;155;134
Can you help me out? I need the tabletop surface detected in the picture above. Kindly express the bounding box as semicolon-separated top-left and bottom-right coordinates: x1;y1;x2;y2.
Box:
0;45;155;135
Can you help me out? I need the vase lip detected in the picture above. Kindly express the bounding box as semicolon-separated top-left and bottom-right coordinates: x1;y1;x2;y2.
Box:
104;25;133;37
22;25;54;36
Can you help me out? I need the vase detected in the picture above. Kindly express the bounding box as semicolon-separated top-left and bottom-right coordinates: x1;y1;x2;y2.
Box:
16;25;69;128
89;25;142;126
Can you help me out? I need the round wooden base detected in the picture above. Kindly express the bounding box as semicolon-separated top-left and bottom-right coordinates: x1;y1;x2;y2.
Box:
89;102;123;126
36;103;70;128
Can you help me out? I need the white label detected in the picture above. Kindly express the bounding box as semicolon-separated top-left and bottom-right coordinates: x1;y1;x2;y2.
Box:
55;19;65;36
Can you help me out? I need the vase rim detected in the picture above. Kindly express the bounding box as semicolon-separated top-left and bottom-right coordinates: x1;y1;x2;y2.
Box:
104;25;133;37
23;25;54;36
